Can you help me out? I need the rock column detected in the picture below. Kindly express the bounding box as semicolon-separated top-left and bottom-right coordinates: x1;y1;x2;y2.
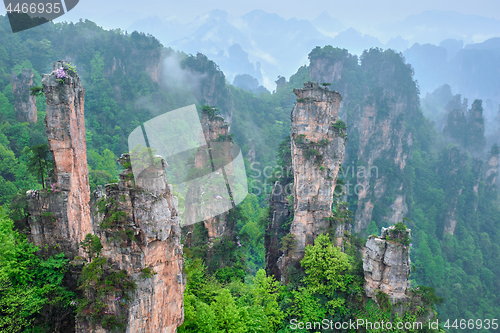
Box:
279;82;346;279
27;60;92;254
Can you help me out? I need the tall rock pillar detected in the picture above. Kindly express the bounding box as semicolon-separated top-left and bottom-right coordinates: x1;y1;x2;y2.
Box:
279;82;346;280
27;60;92;253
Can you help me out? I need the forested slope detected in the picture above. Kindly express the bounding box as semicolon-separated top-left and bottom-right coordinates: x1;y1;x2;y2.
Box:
0;14;498;332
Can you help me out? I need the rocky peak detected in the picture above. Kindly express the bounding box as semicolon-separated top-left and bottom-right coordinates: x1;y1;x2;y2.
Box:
10;68;37;123
278;81;346;281
363;224;411;303
27;60;92;254
83;153;185;332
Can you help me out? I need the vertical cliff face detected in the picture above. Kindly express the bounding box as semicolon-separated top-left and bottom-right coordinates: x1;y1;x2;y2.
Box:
27;61;92;253
201;110;234;240
27;60;184;333
278;82;346;278
308;48;420;233
186;53;234;124
10;68;37;123
363;225;411;303
81;154;185;333
182;108;236;245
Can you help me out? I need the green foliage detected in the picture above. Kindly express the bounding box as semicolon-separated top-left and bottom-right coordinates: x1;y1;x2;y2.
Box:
80;233;103;260
301;234;352;299
385;221;411;246
375;290;392;312
141;267;157;279
22;143;52;189
29;86;44;97
280;233;297;254
77;249;136;331
0;207;75;332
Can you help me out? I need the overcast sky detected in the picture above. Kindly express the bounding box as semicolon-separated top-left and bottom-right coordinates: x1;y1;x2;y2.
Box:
2;0;499;31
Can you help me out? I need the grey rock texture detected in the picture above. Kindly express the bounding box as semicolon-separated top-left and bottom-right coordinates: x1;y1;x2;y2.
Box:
82;154;185;333
278;82;346;281
309;55;417;233
363;226;411;303
26;61;185;333
11;68;37;123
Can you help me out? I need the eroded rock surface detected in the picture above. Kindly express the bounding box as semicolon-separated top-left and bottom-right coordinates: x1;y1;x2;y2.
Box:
183;109;236;242
278;82;346;280
309;52;418;233
11;68;37;123
81;154;185;333
363;226;411;303
27;61;92;254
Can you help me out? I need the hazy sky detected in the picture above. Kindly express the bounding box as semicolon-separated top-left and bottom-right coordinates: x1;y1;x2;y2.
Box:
2;0;499;30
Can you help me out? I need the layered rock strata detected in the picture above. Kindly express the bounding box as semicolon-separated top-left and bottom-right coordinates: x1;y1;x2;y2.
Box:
278;82;346;280
11;68;37;123
81;154;185;333
363;225;411;303
27;60;92;254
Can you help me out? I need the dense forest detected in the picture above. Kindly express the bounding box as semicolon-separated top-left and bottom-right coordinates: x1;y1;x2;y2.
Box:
0;14;499;332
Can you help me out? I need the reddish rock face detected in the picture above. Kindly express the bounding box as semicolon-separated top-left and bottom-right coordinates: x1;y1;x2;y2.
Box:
83;155;185;333
27;61;185;333
11;68;37;123
45;60;93;249
309;54;417;234
28;61;92;254
279;82;346;280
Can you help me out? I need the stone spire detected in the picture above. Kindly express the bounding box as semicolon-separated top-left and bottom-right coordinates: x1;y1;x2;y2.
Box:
27;60;92;253
278;82;346;281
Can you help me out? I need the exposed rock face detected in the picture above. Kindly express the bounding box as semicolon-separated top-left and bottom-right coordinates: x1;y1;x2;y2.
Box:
309;50;418;233
188;53;234;124
279;82;346;279
27;61;184;333
363;226;411;303
27;61;92;253
184;109;235;241
81;154;185;333
265;179;293;281
309;58;343;85
10;68;37;123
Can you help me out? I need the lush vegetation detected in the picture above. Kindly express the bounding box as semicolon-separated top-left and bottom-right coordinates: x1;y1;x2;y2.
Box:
0;14;498;332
